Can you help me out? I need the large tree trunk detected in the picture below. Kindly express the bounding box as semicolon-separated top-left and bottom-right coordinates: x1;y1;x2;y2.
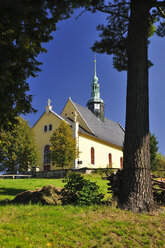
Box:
119;0;155;212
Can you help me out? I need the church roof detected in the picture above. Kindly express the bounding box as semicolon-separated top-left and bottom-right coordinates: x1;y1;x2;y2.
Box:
72;102;124;147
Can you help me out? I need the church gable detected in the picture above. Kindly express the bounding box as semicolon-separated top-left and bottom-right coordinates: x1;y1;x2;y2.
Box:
32;105;68;167
32;111;63;136
61;97;93;134
33;99;67;136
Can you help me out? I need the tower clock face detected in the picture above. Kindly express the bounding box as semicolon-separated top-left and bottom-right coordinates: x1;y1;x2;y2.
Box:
94;103;100;110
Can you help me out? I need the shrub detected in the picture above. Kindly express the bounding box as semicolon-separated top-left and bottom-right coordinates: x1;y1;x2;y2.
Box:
62;172;104;205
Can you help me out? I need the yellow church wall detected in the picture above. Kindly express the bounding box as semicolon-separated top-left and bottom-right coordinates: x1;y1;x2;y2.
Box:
61;98;92;133
32;103;123;171
78;134;123;169
32;111;72;170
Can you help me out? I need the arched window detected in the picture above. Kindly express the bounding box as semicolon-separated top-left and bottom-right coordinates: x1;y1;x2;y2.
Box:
91;147;95;165
120;157;123;169
108;153;112;168
44;125;47;132
44;145;50;164
49;124;52;131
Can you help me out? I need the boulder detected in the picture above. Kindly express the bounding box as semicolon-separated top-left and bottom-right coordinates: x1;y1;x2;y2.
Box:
12;185;62;205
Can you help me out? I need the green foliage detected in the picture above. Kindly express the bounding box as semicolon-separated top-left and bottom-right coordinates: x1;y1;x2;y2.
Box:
92;2;129;71
0;117;39;173
0;0;76;130
50;122;78;168
77;180;104;205
63;172;104;205
149;133;165;173
63;172;86;193
150;133;159;171
157;153;165;170
91;0;162;71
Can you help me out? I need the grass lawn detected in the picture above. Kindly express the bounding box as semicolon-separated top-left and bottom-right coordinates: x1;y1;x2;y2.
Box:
0;176;165;248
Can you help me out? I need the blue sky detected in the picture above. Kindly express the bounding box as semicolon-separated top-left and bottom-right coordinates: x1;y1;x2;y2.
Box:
24;10;165;155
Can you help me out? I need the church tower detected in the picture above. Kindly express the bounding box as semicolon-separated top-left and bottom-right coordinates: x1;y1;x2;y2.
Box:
87;58;104;122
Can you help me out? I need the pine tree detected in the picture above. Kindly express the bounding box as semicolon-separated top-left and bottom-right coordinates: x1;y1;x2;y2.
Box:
50;122;78;169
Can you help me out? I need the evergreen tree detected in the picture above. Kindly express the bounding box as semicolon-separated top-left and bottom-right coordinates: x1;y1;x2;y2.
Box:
50;122;78;169
0;117;39;173
150;133;159;171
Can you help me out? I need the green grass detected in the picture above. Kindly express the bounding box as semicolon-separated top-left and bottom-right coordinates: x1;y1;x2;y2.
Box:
0;178;64;201
0;177;165;248
0;174;109;202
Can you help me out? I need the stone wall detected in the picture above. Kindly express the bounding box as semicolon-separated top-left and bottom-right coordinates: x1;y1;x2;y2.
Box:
34;169;68;178
33;167;118;179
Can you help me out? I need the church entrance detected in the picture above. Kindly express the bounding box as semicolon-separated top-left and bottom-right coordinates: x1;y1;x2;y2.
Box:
43;164;50;171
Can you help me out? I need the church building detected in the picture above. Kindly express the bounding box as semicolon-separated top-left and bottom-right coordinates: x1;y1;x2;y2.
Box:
32;59;124;171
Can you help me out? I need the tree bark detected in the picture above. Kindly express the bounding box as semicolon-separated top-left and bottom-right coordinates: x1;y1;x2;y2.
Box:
120;0;155;212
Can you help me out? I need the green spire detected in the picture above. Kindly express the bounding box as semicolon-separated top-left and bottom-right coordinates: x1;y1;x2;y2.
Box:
86;57;105;122
90;57;103;102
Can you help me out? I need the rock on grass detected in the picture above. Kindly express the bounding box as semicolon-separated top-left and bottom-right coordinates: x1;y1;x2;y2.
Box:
12;185;63;205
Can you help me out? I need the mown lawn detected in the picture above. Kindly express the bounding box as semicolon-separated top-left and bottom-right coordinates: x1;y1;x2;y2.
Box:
0;177;165;248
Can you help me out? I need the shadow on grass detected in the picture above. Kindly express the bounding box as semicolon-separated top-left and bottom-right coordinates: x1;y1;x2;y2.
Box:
0;187;27;205
0;187;27;196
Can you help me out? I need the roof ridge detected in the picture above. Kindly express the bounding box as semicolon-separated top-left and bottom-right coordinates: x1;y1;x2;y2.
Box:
117;122;125;132
50;109;70;124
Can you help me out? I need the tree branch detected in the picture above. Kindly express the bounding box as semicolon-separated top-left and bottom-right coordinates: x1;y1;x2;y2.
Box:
95;7;129;20
75;9;88;20
156;6;165;18
116;28;128;40
76;2;131;20
99;2;131;8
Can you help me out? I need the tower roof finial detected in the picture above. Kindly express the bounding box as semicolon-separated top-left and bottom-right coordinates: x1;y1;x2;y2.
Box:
93;55;98;84
94;54;96;63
